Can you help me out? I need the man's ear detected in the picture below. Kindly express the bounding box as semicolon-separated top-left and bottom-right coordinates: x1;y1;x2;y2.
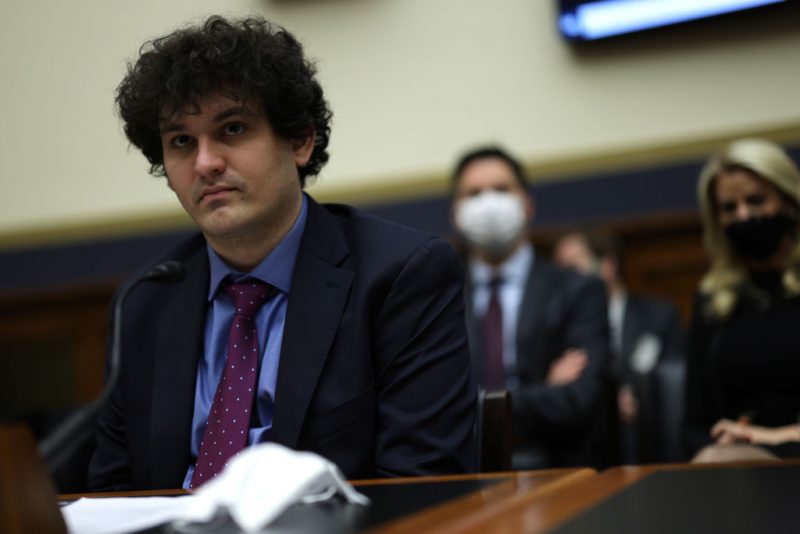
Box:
450;200;459;229
292;129;315;167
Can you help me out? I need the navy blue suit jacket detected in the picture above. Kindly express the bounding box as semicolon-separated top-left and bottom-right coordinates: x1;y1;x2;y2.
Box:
466;259;611;469
88;198;477;490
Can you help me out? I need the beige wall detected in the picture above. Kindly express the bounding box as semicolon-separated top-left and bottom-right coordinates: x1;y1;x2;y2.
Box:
1;0;799;243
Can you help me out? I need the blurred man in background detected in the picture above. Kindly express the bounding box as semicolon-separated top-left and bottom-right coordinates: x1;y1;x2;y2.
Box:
451;146;612;469
554;231;687;463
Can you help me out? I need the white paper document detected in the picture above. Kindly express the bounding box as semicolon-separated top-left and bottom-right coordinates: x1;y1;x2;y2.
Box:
62;443;370;534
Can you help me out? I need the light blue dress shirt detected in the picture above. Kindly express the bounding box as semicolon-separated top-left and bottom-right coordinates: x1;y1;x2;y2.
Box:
469;243;534;386
182;195;308;488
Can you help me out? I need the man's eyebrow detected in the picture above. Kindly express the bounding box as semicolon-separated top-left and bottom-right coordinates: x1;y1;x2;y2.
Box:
159;120;184;135
213;105;255;123
159;105;257;134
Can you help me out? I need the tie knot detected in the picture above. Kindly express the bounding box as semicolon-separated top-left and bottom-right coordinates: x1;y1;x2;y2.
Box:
224;280;273;318
488;277;503;291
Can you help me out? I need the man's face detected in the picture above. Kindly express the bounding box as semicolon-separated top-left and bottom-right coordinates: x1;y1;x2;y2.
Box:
453;157;533;220
554;234;597;275
159;94;313;247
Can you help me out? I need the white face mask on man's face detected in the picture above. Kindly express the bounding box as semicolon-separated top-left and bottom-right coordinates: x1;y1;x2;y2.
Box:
455;190;527;258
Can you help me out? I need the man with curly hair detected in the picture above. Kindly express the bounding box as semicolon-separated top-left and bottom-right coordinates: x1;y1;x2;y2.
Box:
88;16;476;491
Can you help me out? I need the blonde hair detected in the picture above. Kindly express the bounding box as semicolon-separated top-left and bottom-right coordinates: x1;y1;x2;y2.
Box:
697;138;800;318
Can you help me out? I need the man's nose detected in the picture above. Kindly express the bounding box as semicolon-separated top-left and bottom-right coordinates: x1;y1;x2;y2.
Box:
194;138;226;177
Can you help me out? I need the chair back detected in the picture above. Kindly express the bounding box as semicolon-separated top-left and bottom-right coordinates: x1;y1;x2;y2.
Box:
476;388;513;472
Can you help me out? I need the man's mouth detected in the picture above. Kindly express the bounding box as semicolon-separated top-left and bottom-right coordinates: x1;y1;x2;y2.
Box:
199;185;236;203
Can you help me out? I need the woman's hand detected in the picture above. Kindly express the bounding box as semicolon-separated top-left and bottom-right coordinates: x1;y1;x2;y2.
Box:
711;418;800;446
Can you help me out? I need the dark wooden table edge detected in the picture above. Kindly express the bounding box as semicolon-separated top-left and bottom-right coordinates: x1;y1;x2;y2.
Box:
367;468;597;533
523;459;800;533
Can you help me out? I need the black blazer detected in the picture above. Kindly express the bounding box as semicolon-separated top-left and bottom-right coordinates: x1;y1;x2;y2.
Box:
466;258;611;468
89;198;477;490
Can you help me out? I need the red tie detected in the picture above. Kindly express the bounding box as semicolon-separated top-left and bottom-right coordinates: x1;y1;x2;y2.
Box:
483;277;505;388
190;280;273;489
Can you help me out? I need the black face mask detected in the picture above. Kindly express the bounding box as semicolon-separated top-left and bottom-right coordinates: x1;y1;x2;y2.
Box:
723;213;797;260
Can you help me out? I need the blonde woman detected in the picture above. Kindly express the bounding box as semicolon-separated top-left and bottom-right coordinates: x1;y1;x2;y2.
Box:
686;138;800;462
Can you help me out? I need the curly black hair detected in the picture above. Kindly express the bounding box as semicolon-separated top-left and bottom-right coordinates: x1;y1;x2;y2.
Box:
116;16;332;186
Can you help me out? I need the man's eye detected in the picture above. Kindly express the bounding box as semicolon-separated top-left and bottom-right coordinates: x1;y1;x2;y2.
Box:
223;122;245;136
746;195;766;207
170;135;192;148
719;202;737;214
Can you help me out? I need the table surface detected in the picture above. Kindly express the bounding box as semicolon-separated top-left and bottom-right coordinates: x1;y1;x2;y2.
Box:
59;461;800;533
59;469;594;533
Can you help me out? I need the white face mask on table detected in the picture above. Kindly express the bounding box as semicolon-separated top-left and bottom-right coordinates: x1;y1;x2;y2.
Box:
455;190;527;259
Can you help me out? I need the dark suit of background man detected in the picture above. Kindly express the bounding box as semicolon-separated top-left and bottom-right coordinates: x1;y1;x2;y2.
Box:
554;231;687;463
450;147;611;469
88;16;477;491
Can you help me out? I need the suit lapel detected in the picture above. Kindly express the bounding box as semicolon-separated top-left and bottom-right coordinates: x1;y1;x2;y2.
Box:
272;200;353;448
149;243;209;486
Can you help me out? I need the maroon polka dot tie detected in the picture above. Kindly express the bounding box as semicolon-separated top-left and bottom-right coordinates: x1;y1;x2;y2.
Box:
190;280;273;489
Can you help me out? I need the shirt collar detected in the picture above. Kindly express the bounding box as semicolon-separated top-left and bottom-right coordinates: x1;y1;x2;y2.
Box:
206;194;308;301
470;242;534;287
